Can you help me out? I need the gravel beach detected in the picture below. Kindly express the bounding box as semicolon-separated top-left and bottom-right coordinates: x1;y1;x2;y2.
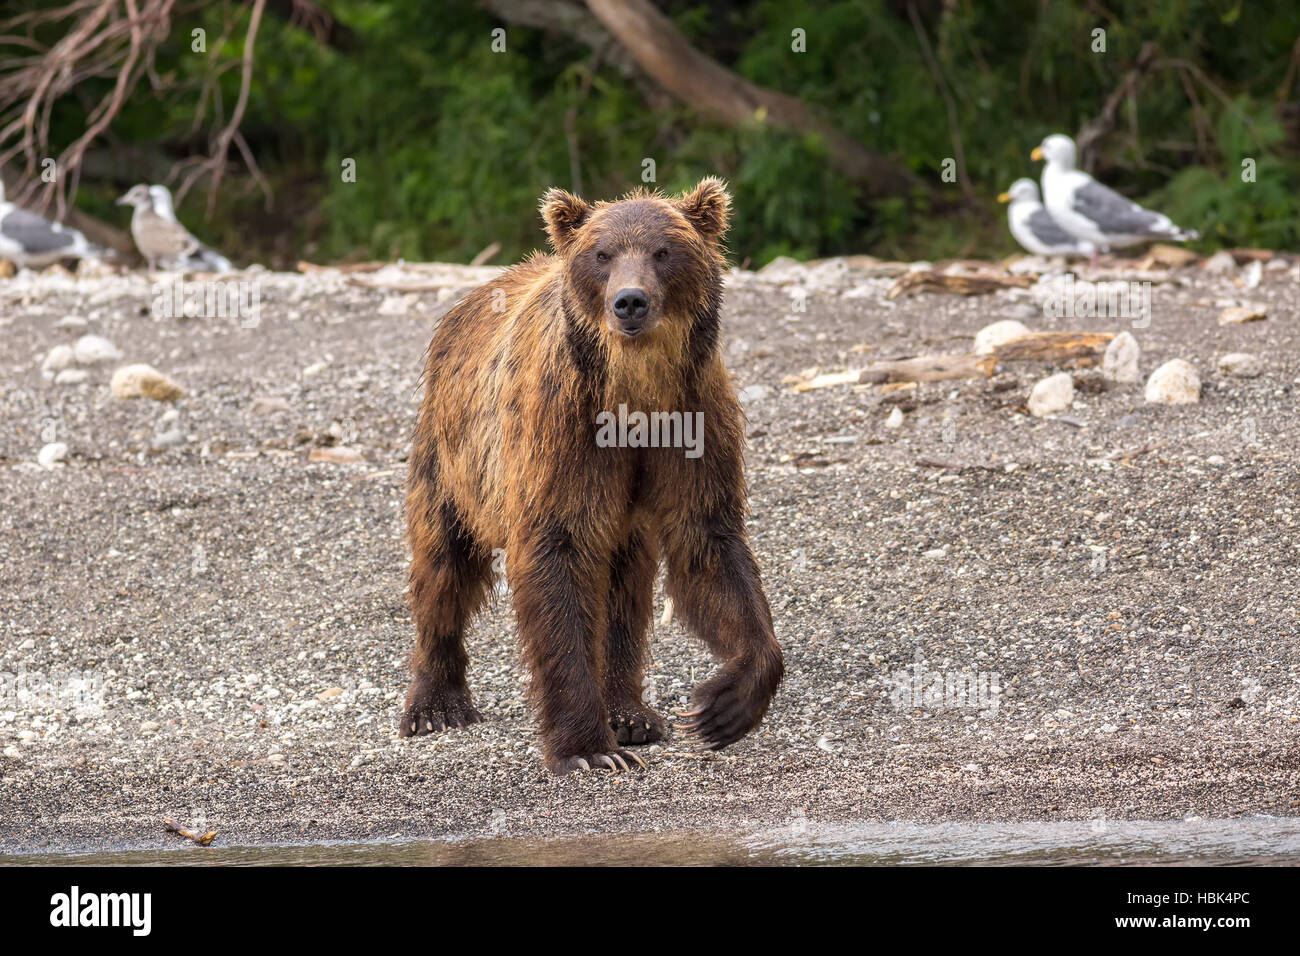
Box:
1;253;1297;854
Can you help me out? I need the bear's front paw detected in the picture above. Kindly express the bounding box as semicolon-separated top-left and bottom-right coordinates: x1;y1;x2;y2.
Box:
608;706;665;746
399;674;482;737
676;652;782;750
547;749;648;775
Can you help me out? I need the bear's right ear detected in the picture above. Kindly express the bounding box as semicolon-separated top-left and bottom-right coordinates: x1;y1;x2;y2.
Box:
540;188;592;254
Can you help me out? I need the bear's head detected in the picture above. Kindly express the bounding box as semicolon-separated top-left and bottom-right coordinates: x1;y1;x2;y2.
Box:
540;178;730;343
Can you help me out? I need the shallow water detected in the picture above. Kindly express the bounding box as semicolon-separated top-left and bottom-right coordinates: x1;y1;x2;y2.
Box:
8;817;1300;866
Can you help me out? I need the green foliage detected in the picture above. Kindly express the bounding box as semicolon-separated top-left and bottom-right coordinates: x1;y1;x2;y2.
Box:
1145;96;1299;249
25;0;1300;265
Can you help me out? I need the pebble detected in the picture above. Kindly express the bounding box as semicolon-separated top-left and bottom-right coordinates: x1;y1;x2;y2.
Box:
1216;352;1261;378
737;384;770;405
1217;304;1267;325
974;320;1030;355
18;731;38;744
110;364;185;401
1240;259;1262;290
1028;372;1074;417
1202;250;1236;273
41;344;75;374
140;721;160;732
317;687;344;700
885;407;904;429
37;442;68;469
1102;331;1140;384
73;334;123;364
54;368;89;386
378;293;420;315
1144;359;1201;405
152;428;186;450
250;395;293;415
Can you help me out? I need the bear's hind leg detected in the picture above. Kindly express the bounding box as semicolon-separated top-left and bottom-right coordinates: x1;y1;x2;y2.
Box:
603;527;665;746
401;493;492;737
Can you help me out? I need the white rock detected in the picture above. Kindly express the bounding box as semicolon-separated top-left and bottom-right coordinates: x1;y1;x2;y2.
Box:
54;368;89;385
757;256;807;284
806;259;848;289
1217;304;1267;325
37;442;67;469
1216;352;1262;378
110;364;185;401
974;319;1030;355
1144;359;1201;405
885;407;904;429
737;384;770;404
73;334;123;364
41;344;75;374
377;293;419;315
1028;372;1075;417
1102;331;1140;384
1203;250;1236;273
1241;259;1262;289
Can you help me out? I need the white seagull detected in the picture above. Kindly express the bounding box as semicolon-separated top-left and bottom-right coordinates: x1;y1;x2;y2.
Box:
0;177;99;268
148;185;233;272
998;178;1095;258
1032;134;1199;262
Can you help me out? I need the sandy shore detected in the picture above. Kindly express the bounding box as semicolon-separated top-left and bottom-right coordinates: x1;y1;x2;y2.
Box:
1;253;1297;853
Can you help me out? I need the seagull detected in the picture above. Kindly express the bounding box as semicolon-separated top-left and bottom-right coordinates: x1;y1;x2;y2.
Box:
148;185;233;272
998;178;1095;259
0;177;99;268
1032;134;1199;262
116;184;199;272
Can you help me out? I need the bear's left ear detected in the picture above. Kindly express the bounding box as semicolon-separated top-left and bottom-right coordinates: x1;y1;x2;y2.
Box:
676;177;731;240
540;187;592;254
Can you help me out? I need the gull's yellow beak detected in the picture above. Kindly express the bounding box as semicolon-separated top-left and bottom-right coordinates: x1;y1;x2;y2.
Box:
997;192;1011;203
1030;146;1044;161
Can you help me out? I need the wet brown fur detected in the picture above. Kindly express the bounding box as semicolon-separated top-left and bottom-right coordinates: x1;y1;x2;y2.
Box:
400;178;784;774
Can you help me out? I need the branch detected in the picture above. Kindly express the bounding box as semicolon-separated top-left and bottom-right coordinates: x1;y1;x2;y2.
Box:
177;0;270;212
577;0;917;198
1075;42;1157;171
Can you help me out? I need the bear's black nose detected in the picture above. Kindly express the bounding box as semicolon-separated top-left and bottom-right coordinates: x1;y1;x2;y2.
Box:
612;288;649;322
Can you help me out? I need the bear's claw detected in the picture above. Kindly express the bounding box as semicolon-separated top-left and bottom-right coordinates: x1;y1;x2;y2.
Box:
399;678;482;737
550;749;648;774
675;663;776;750
609;707;665;746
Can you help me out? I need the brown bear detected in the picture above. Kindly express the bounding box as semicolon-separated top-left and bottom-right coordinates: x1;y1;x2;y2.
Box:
400;177;784;774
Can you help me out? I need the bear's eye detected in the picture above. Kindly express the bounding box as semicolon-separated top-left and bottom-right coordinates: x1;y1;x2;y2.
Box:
654;248;668;261
595;251;610;263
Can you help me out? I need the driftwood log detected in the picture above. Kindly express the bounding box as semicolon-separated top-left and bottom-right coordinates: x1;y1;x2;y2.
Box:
858;352;996;384
886;271;1035;299
789;331;1118;390
989;331;1115;365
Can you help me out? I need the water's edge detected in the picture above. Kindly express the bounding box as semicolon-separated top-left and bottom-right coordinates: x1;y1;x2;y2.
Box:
6;818;1300;866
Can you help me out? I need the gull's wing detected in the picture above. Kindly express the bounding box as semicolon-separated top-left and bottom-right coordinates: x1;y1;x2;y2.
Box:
1;206;80;254
1070;179;1164;236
